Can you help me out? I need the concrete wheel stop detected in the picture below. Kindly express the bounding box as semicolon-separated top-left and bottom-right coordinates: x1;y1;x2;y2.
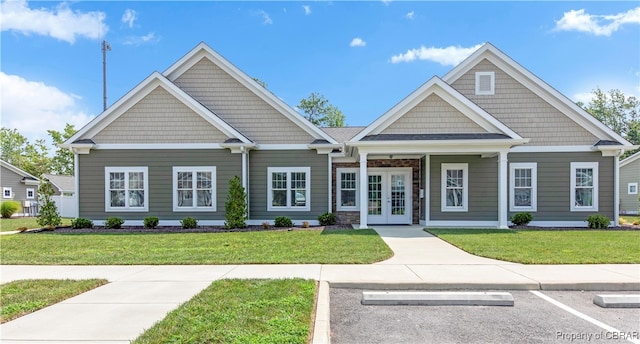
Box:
361;291;514;306
593;294;640;308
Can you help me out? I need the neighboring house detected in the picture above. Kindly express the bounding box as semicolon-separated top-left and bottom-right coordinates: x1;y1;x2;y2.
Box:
0;160;40;216
42;174;77;218
62;42;636;228
619;152;640;215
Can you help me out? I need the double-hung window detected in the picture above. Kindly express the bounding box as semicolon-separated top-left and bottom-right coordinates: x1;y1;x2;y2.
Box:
570;162;598;211
337;168;358;210
441;163;468;212
105;167;148;212
509;163;537;211
267;167;310;211
173;167;216;211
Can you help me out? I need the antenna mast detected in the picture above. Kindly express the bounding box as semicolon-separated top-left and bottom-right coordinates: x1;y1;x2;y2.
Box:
102;40;111;111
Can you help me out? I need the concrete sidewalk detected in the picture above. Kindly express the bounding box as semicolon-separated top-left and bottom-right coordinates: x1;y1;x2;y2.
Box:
1;225;639;343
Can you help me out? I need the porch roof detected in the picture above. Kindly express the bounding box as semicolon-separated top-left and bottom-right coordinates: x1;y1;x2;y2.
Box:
361;133;512;141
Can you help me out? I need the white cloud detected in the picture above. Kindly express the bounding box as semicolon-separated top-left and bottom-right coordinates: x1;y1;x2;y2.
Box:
122;9;137;28
381;0;392;6
0;0;107;43
123;32;159;46
258;10;272;25
0;72;94;143
390;43;483;66
350;37;366;47
555;7;640;36
303;5;311;15
406;11;414;20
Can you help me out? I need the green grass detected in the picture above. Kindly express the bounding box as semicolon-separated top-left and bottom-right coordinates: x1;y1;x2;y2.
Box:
0;217;72;232
0;229;392;265
0;279;108;323
134;279;316;344
426;228;640;264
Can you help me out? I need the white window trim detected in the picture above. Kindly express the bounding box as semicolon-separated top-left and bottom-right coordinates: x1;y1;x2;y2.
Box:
3;187;13;199
628;182;638;195
172;166;217;212
267;167;311;211
441;163;468;212
336;168;359;211
104;167;149;212
26;188;35;200
509;162;537;212
570;162;598;212
475;71;495;95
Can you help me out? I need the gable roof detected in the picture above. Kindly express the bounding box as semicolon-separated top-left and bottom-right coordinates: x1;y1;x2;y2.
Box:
42;174;75;193
63;72;252;147
163;42;338;145
620;151;640;168
352;76;523;142
321;127;366;143
0;160;40;182
443;42;632;146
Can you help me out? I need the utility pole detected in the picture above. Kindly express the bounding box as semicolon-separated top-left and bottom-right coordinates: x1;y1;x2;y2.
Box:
102;40;111;111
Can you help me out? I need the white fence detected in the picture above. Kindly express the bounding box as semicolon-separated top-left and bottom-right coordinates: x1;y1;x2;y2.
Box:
51;195;77;218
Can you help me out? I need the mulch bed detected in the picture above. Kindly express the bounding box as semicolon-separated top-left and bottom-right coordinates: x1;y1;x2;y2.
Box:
24;224;353;234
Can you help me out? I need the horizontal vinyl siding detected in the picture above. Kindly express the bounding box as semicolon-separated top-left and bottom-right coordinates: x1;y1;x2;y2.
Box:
619;159;640;214
508;152;614;221
0;166;34;203
78;149;241;221
430;155;498;221
249;150;328;220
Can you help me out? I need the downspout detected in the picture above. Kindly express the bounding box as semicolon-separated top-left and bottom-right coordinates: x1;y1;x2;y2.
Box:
73;151;80;218
328;154;332;213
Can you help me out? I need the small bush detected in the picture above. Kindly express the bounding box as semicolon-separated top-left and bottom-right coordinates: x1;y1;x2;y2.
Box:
262;221;270;229
224;176;248;229
274;216;293;228
105;217;124;229
586;214;610;229
1;201;21;218
633;220;640;226
302;221;310;228
71;218;94;229
17;226;28;232
510;212;533;226
318;212;337;226
143;216;159;229
180;217;198;229
37;180;61;228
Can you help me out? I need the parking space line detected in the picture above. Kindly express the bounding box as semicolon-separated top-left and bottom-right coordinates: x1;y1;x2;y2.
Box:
530;291;640;344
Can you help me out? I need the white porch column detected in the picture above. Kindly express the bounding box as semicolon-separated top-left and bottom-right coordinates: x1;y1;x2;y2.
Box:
614;153;620;227
359;152;368;229
73;152;80;218
424;154;430;225
242;148;249;219
328;154;332;213
498;151;509;229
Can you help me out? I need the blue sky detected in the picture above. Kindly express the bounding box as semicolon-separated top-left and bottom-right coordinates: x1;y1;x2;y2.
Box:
1;1;639;144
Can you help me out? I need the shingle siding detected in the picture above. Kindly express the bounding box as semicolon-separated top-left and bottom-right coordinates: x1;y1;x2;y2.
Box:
78;149;241;221
174;58;315;144
92;87;230;144
450;58;600;145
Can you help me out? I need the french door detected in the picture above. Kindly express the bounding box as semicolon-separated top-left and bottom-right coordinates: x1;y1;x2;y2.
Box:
367;168;412;224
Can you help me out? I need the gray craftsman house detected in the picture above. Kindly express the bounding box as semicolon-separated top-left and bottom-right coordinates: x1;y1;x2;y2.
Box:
1;160;40;216
619;152;640;215
62;42;636;228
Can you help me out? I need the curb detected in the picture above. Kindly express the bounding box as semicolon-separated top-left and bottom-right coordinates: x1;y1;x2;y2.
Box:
312;281;331;344
326;281;640;292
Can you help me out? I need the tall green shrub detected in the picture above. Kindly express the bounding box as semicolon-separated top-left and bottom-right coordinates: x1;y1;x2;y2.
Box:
37;180;61;228
1;201;21;218
224;176;248;229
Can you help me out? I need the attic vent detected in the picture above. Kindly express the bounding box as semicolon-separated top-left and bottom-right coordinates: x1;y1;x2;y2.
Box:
475;72;495;95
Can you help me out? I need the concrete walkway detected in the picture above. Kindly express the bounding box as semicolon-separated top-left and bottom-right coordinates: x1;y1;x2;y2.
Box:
1;225;639;343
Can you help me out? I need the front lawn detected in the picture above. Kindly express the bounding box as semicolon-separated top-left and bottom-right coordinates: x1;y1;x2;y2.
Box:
0;229;392;265
0;217;72;232
0;279;108;323
426;228;640;264
134;279;315;344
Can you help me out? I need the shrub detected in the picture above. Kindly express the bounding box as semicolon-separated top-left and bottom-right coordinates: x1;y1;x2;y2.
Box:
318;212;337;226
586;214;610;229
274;216;293;228
143;216;159;229
37;180;61;228
0;201;21;218
302;221;310;228
510;212;533;226
224;176;248;229
105;217;124;229
180;217;198;229
262;221;270;229
71;218;94;229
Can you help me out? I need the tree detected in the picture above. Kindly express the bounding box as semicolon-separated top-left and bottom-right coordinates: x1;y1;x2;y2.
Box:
0;127;50;177
37;180;61;229
298;92;346;127
48;124;77;175
224;176;248;229
579;88;640;158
